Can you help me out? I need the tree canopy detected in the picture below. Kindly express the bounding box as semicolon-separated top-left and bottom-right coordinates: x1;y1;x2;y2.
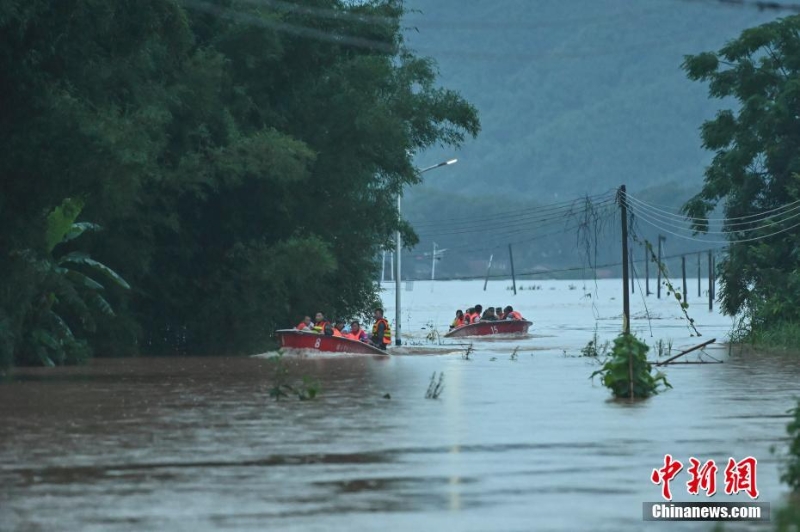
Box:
682;15;800;330
0;0;479;368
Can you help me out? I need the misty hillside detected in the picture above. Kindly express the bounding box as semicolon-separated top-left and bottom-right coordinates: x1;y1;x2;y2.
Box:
395;0;780;278
403;0;777;199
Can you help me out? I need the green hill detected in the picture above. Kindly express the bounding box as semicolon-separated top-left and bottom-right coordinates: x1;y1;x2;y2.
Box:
398;0;780;277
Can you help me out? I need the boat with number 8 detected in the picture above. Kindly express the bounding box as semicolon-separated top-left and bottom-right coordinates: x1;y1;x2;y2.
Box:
444;320;532;338
275;329;390;356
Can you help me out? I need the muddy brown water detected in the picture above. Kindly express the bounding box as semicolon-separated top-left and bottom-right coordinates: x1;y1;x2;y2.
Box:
2;280;799;531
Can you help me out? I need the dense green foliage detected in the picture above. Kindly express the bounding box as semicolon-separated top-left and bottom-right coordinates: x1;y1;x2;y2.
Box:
781;400;800;492
591;334;670;399
682;15;800;338
0;0;478;368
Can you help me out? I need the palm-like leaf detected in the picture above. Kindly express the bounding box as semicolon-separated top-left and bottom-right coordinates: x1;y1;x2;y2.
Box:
57;268;105;291
58;252;131;290
88;292;115;317
62;222;102;244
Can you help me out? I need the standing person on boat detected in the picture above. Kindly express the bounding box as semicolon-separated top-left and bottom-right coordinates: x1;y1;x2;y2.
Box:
495;307;505;320
371;308;392;350
345;321;369;342
481;307;497;321
450;310;465;330
296;316;312;330
503;306;524;320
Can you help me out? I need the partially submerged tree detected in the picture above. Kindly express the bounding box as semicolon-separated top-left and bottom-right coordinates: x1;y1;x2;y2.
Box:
682;15;800;334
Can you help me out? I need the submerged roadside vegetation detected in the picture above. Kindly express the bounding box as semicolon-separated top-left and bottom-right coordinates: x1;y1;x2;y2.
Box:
0;0;479;370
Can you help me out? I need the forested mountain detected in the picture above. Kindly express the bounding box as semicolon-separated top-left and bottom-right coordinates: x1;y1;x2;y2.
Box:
397;0;780;278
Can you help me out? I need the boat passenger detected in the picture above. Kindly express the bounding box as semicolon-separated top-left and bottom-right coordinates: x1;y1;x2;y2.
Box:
450;310;465;330
313;312;330;333
371;308;392;350
472;305;483;323
345;321;369;342
504;306;524;320
495;307;504;320
482;307;497;321
463;308;474;325
296;316;312;330
334;319;347;335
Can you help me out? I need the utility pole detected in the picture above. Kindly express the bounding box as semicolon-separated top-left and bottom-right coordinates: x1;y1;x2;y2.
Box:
508;244;517;296
681;255;687;303
697;253;701;298
630;249;635;294
645;244;650;296
395;194;402;345
656;235;666;299
431;242;437;281
619;186;630;335
381;251;386;282
483;254;494;291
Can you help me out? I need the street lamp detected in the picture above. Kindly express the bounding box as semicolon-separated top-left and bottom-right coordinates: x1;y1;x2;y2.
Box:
395;158;458;346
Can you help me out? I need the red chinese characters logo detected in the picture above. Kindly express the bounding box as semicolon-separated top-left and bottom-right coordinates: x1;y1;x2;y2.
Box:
724;456;759;499
652;455;758;500
651;454;683;501
686;457;717;496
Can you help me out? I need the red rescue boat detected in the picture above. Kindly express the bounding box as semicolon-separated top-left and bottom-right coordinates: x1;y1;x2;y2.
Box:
444;320;532;338
275;329;389;356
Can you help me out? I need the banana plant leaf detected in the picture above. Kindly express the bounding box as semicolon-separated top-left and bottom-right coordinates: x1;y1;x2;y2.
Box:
58;252;131;290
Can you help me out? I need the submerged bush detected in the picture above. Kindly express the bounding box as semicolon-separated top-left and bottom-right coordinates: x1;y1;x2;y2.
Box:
591;334;671;399
781;401;800;492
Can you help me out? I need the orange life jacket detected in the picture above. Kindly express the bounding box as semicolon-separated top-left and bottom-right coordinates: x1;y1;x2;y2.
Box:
332;328;343;337
297;322;309;330
469;312;480;323
507;311;523;321
313;320;330;333
372;318;391;344
452;317;465;328
345;330;366;342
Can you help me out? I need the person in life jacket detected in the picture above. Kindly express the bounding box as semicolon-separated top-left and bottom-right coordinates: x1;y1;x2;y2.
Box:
313;312;330;333
471;305;483;323
450;310;465;330
296;316;312;330
463;308;474;325
345;321;369;342
503;306;524;320
481;307;497;321
495;307;505;320
334;319;347;337
371;308;392;349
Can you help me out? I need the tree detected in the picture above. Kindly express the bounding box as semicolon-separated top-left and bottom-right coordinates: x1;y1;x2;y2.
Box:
682;15;800;332
0;0;479;365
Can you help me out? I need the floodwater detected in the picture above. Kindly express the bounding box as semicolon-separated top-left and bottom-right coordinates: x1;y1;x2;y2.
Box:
2;279;799;531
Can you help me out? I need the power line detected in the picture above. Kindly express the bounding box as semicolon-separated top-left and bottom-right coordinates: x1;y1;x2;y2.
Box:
625;198;800;234
411;190;615;229
179;0;397;53
626;193;800;225
677;0;800;13
414;198;616;238
630;206;800;243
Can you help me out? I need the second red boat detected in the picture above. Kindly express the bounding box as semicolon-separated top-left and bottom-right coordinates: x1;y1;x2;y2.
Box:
444;320;532;338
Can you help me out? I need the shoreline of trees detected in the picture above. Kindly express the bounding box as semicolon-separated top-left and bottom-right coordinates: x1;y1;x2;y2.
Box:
0;0;479;369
